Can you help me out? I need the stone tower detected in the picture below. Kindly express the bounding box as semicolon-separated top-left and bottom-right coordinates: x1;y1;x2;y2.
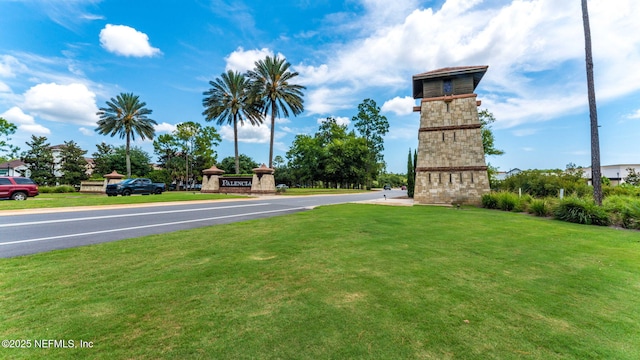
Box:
412;66;490;205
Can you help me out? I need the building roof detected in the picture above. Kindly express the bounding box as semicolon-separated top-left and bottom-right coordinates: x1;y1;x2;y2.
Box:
412;65;489;99
0;159;26;169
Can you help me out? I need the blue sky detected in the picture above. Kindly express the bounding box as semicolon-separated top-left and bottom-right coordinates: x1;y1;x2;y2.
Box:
1;0;639;174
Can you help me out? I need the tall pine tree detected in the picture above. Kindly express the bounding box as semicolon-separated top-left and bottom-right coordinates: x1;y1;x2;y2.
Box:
60;140;88;186
407;149;415;198
21;135;55;185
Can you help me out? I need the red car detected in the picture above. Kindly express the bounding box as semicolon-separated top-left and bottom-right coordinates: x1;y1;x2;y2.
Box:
0;176;40;200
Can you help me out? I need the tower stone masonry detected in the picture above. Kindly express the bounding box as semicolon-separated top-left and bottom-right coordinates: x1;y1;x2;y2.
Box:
412;66;491;205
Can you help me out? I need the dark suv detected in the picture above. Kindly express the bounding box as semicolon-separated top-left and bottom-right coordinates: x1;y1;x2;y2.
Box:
0;176;39;200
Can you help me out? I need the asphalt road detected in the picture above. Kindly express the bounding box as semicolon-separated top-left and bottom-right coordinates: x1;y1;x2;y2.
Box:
0;189;405;258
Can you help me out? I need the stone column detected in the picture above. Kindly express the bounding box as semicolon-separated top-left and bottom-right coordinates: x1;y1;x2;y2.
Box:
201;165;225;193
251;164;276;195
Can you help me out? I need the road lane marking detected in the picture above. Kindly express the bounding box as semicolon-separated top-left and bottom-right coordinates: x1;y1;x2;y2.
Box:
0;206;310;246
0;203;272;228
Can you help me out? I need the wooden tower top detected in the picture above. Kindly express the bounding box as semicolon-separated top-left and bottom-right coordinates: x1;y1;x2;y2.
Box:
412;65;488;99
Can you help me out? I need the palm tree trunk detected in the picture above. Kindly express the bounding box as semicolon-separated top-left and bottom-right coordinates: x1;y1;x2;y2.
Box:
269;105;276;168
234;115;240;174
126;132;132;178
582;0;602;205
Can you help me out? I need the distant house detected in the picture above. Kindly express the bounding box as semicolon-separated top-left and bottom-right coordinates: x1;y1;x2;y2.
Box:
49;144;94;179
582;164;640;185
495;168;521;181
0;159;28;176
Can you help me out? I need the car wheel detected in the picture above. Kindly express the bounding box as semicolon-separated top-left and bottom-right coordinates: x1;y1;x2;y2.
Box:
122;189;132;196
11;192;27;201
154;188;162;194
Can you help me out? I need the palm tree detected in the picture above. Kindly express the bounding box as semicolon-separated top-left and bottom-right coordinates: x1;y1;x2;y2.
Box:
202;70;263;174
247;55;305;168
581;0;602;205
96;93;156;178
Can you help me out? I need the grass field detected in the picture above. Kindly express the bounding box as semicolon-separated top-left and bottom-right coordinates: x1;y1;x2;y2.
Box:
0;192;243;211
1;204;639;359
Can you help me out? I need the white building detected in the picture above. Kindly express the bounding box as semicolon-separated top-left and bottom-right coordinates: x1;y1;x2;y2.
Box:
582;164;639;185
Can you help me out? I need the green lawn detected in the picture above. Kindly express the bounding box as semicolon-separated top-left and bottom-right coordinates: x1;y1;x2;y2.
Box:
0;192;244;210
1;205;639;359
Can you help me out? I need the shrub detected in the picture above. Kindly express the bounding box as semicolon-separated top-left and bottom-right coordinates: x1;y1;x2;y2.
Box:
554;197;610;226
528;199;552;217
604;195;640;229
39;185;76;193
497;191;519;212
481;193;499;209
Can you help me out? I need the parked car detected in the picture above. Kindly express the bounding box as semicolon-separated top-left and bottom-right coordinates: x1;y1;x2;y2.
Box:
276;184;289;190
383;184;391;190
106;178;166;196
0;176;39;200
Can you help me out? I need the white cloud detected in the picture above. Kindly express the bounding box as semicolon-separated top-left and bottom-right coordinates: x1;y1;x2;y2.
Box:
317;116;351;126
220;122;271;144
275;117;290;124
0;55;26;78
78;127;94;136
512;128;539;137
297;0;640;126
1;106;50;135
224;47;273;73
21;83;99;126
305;87;356;115
628;109;640;119
0;81;10;93
381;96;416;116
155;122;177;133
99;24;161;57
387;126;416;140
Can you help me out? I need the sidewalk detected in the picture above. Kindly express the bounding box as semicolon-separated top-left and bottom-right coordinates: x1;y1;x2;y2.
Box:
352;196;414;206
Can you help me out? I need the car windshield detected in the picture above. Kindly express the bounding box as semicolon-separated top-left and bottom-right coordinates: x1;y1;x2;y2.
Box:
119;179;136;185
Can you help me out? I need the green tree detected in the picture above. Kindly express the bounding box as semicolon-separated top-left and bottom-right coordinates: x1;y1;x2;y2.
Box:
91;142;115;178
96;92;157;177
203;70;263;174
478;109;504;156
21;135;55;185
352;99;389;189
0;117;20;159
110;146;153;177
153;133;180;182
174;122;221;188
287;118;367;188
287;134;321;186
407;149;415;198
59;140;88;186
273;155;294;186
625;168;640;186
582;0;603;206
248;55;305;168
218;154;258;175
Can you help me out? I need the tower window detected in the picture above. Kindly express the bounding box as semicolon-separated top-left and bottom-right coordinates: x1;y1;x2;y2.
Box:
442;132;445;142
443;79;453;95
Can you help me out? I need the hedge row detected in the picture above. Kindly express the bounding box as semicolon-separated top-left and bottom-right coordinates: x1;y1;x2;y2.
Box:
481;192;640;229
